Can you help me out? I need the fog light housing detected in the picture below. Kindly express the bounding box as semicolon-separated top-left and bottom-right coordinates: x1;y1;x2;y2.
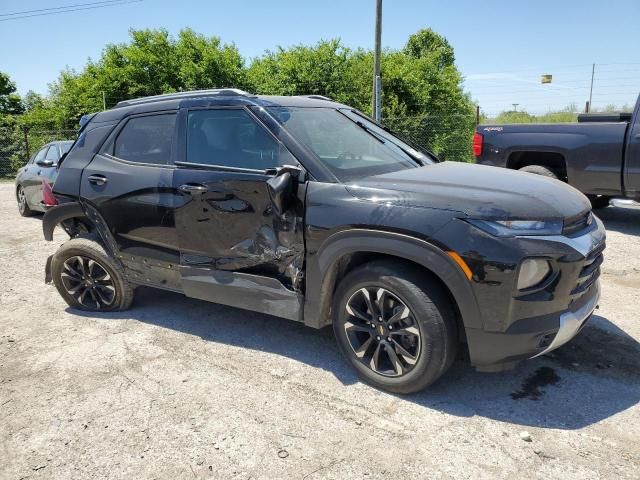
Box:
517;258;551;290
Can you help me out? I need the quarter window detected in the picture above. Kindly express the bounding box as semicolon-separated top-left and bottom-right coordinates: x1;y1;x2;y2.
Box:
186;109;282;170
114;113;177;165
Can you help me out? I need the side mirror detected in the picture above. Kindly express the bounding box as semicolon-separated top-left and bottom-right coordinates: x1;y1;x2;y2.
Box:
36;159;55;167
266;165;302;216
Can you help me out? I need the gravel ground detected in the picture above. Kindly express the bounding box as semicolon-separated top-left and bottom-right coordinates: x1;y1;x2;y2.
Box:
1;183;639;480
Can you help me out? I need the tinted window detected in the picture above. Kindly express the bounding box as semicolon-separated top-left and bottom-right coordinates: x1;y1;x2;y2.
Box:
45;145;60;161
187;109;281;170
114;114;176;165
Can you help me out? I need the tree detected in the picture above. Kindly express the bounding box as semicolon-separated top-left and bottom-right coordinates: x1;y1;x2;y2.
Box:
19;27;476;161
0;72;23;114
0;72;26;175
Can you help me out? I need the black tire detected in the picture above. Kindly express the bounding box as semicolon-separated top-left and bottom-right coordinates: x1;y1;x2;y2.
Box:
16;185;34;217
587;195;610;210
332;260;457;394
51;235;134;312
518;165;559;180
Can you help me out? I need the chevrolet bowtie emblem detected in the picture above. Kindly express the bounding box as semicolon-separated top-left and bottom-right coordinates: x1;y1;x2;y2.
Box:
378;325;384;335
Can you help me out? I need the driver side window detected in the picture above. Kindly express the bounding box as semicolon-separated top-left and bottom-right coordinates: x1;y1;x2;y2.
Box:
186;109;284;170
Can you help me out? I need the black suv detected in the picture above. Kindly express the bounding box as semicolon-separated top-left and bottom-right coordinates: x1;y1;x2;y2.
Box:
43;89;605;393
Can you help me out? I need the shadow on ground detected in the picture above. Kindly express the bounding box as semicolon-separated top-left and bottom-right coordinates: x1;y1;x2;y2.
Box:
597;205;640;235
70;286;640;431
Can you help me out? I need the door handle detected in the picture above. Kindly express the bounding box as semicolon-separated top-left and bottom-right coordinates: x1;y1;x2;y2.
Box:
179;184;208;194
87;174;108;186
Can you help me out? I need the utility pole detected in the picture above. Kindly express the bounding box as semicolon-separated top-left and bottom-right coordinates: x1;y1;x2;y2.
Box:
587;63;595;113
372;0;382;122
512;103;519;112
102;91;107;110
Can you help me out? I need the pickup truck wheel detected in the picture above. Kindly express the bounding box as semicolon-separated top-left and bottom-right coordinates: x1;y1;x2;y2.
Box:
587;195;610;210
332;260;457;394
51;235;134;312
518;165;559;179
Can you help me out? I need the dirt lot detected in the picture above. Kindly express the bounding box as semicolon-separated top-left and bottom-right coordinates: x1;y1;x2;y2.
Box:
1;183;639;480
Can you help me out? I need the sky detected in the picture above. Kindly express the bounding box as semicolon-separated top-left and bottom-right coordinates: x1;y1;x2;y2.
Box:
1;0;639;115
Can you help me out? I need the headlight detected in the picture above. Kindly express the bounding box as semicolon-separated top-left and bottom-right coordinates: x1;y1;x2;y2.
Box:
518;258;552;290
466;219;563;237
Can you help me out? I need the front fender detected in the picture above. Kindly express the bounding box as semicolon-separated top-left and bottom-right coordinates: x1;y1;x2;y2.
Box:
303;229;482;330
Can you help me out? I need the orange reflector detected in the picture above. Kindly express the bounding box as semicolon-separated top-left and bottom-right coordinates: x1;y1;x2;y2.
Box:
447;251;473;280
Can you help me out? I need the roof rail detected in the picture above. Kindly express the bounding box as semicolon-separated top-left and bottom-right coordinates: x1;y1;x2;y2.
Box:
114;88;254;108
300;94;333;101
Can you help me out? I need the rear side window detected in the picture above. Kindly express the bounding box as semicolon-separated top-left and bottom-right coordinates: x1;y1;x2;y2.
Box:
186;109;282;170
114;113;177;165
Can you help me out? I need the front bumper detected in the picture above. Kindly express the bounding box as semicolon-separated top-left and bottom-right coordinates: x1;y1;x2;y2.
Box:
530;280;600;358
466;279;600;368
461;216;605;369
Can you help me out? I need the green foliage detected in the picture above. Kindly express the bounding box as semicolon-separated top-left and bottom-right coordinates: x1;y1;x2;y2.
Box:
0;72;24;115
17;27;475;162
487;106;579;124
247;29;475;161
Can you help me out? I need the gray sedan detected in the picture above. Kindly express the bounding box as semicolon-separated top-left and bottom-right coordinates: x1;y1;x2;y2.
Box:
15;141;73;216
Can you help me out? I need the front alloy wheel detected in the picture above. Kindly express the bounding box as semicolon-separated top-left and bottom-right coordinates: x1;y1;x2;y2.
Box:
333;260;457;394
344;287;421;377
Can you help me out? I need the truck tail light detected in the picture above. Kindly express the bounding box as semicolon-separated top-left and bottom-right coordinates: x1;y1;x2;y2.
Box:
472;132;483;157
42;180;58;206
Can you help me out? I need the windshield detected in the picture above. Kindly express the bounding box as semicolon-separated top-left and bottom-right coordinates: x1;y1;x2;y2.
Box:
61;141;73;153
265;107;429;182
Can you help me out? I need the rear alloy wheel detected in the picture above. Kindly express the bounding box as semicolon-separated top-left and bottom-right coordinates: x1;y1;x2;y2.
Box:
16;185;34;217
59;256;116;309
333;260;457;394
51;235;134;312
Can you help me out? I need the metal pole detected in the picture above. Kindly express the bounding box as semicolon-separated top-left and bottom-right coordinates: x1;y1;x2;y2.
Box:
102;91;107;110
476;105;480;126
372;0;382;121
588;63;595;112
21;125;30;161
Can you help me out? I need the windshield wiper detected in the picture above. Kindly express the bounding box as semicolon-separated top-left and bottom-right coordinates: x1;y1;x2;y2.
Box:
353;120;386;144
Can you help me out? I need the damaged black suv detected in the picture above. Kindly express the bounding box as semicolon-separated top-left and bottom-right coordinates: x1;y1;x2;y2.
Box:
43;89;605;393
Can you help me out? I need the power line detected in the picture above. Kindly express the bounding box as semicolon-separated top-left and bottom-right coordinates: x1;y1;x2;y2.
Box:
0;0;127;17
0;0;142;22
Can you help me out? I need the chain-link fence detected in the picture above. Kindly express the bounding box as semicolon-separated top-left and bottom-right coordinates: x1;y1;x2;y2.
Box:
0;114;476;178
0;127;77;178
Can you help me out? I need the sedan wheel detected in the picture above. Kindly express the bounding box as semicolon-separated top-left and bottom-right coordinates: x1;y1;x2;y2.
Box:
16;185;32;216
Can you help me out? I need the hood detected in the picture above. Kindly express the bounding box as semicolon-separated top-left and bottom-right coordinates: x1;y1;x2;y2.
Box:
346;162;590;219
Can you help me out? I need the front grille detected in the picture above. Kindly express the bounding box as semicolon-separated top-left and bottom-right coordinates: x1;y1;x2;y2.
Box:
570;242;605;300
563;211;593;235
